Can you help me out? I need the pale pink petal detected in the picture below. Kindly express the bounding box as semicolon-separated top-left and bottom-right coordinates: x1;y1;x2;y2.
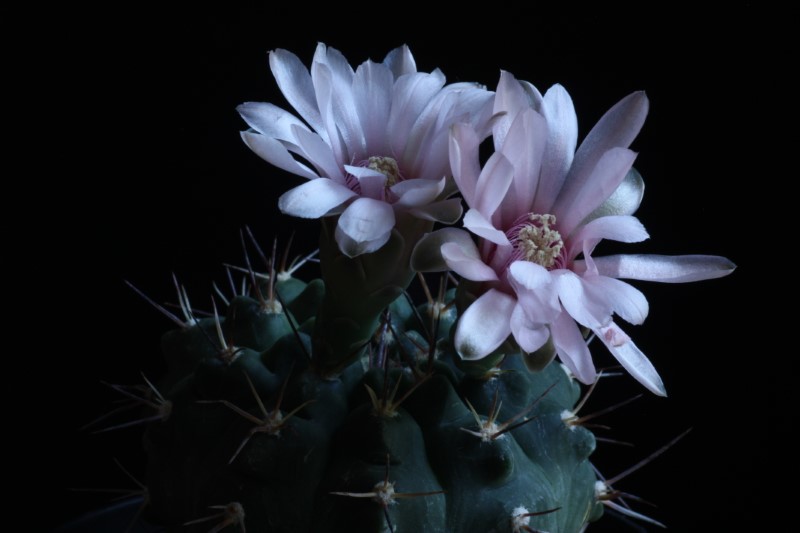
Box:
510;303;550;353
475;151;514;219
237;102;311;148
387;71;447;157
492;71;531;150
241;131;318;180
455;289;516;360
269;49;324;136
568;215;649;260
567;91;649;196
583;167;645;223
595;323;666;396
391;178;445;207
554;271;611;329
449;123;481;207
335;197;396;257
500;108;547;224
278;178;356;218
441;242;498;281
534;84;578;213
383;45;417;77
292;125;344;182
344;165;386;200
551;311;596;385
583;276;649;325
309;64;346;166
353;60;393;156
407;198;463;224
411;228;475;273
463;208;511;246
554;147;638;237
580;254;737;283
508;261;560;323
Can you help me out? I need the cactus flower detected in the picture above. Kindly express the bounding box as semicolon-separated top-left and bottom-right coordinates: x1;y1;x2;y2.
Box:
238;43;493;257
413;72;735;395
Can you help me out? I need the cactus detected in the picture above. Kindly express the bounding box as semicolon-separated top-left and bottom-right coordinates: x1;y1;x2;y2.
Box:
90;43;734;533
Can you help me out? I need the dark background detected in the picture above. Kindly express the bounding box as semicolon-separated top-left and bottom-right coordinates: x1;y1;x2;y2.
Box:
24;5;786;531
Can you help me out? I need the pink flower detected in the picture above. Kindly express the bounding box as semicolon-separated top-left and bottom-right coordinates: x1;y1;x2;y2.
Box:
413;72;734;395
238;43;493;257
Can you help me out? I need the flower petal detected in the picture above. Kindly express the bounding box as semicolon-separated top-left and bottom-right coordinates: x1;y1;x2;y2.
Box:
568;215;649;261
237;101;311;147
353;60;393;156
408;198;463;224
554;147;637;237
278;178;356;218
344;165;387;200
391;177;445;207
554;271;611;329
500;108;547;224
411;228;475;272
510;303;550;353
463;208;511;246
269;49;324;136
535;83;578;213
579;254;737;283
551;311;596;385
335;197;396;257
241;131;318;180
508;261;559;323
383;44;417;78
583;167;645;224
292;125;344;182
567;91;649;193
455;289;516;360
492;71;531;150
583;275;649;325
441;242;498;281
595;322;666;396
388;71;446;157
449;122;482;208
475;151;514;219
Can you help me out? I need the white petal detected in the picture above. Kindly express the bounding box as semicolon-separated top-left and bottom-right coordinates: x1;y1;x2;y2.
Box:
554;271;611;329
292;125;344;182
510;304;550;353
595;323;666;396
492;71;531;150
353;60;393;156
551;311;596;385
500;108;547;225
383;44;417;77
411;228;475;272
269;49;324;136
555;147;637;237
583;276;649;325
583;167;645;223
310;63;346;165
408;198;463;224
449;123;481;208
237;101;311;146
241;131;318;180
441;242;498;281
535;83;578;213
581;254;737;283
391;178;445;207
344;165;386;199
508;262;560;323
278;178;356;218
463;208;510;246
569;91;649;194
388;71;446;157
475;151;514;219
455;289;516;360
568;215;649;260
335;197;396;257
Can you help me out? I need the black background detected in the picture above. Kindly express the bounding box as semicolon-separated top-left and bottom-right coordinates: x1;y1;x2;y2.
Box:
21;5;786;531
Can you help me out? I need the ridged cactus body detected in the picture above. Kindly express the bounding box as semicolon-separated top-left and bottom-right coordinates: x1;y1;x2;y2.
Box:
143;271;603;533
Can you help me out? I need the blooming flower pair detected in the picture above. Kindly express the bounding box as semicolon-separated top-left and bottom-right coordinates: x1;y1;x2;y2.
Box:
238;44;734;395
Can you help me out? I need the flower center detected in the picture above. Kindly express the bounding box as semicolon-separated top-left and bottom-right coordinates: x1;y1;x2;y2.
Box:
511;213;564;269
367;156;401;187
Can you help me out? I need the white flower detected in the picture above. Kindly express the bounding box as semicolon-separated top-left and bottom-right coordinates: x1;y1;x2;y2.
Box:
238;43;493;257
413;72;735;395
